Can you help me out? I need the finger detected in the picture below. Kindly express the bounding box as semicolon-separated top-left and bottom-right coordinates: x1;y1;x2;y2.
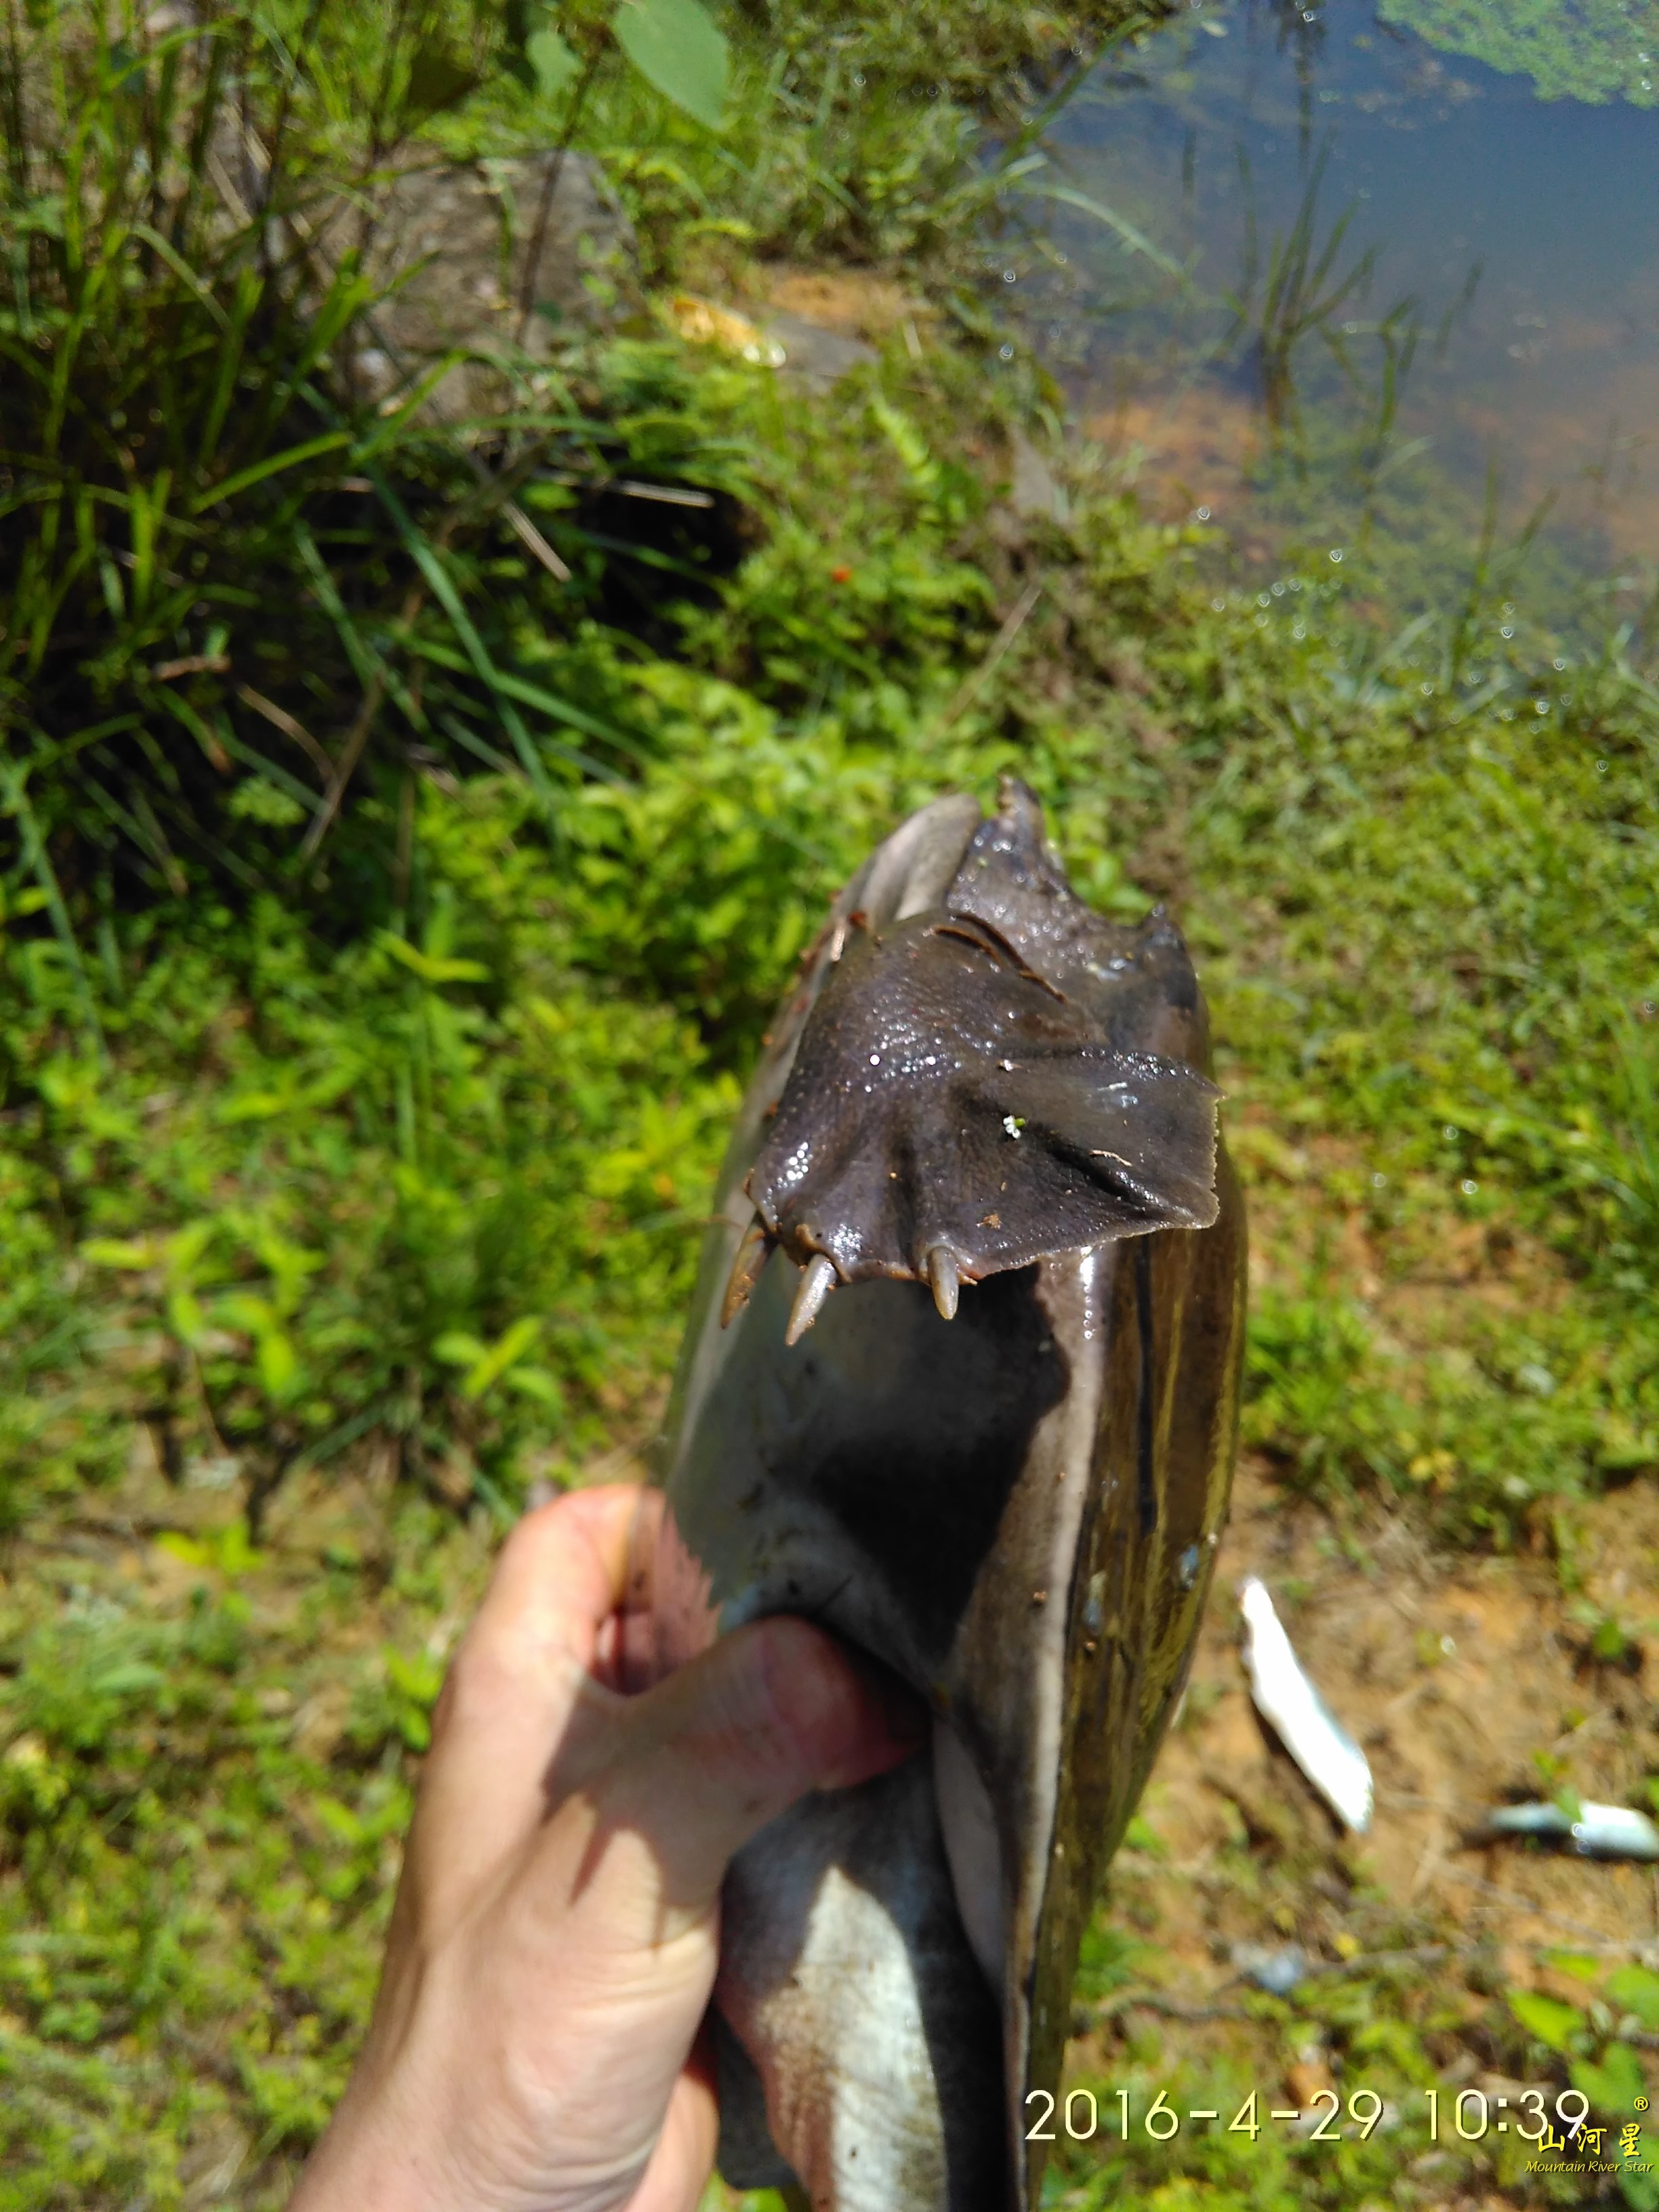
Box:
470;1481;661;1679
623;2038;719;2212
550;1613;924;1941
412;1485;664;1908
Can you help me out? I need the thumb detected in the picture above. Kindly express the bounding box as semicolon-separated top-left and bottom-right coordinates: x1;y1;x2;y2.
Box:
586;1614;923;1921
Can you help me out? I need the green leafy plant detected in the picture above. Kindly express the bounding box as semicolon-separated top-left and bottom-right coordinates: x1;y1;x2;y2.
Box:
0;0;758;928
1508;1986;1592;2057
613;0;730;129
1607;1965;1659;2034
1378;0;1659;107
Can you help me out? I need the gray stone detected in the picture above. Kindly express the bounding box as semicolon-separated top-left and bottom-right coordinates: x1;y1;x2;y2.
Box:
761;308;878;394
340;152;638;419
1009;429;1067;524
204;123;638;423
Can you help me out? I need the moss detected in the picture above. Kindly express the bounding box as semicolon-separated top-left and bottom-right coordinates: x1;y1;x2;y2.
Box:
1378;0;1659;108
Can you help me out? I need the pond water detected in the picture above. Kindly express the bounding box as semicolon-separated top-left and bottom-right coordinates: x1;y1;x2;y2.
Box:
1011;0;1659;613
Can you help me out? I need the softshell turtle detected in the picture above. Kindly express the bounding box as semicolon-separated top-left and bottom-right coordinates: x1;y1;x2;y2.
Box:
629;781;1246;2211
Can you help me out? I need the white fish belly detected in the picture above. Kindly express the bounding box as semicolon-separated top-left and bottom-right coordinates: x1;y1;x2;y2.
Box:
716;1758;1006;2212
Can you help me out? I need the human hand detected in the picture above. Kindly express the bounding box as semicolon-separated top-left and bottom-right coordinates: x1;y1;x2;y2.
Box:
291;1482;920;2212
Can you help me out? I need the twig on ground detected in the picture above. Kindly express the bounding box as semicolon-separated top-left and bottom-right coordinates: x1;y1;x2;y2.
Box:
502;498;573;583
1097;1991;1251;2025
154;653;232;682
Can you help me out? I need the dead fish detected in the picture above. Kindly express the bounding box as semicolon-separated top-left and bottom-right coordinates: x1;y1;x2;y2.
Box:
1483;1800;1659;1862
1238;1578;1372;1835
631;780;1247;2211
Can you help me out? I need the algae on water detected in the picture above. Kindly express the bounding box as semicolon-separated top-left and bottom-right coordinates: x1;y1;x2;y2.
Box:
1378;0;1659;106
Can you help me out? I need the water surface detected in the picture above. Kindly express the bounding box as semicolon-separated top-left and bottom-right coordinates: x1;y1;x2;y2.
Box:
1013;0;1659;606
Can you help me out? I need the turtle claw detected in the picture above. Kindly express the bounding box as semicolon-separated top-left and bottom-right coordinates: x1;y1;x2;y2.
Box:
785;1254;838;1346
926;1246;961;1322
721;1220;774;1328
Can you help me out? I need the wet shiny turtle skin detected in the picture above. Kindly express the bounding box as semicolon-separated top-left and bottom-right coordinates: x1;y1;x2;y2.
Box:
628;782;1247;2211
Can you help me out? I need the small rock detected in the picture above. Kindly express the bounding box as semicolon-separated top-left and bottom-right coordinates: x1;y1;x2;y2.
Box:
182;1452;241;1492
663;289;893;394
1230;1940;1307;1994
764;308;878;393
1008;429;1065;523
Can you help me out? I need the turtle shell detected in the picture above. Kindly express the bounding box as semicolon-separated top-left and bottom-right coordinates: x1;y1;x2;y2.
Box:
632;781;1246;2211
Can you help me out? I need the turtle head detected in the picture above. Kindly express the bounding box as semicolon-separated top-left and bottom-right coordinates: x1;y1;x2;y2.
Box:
727;781;1223;1341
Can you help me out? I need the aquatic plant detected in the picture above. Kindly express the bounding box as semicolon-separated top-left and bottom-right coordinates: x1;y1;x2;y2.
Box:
1223;142;1397;445
1378;0;1659;107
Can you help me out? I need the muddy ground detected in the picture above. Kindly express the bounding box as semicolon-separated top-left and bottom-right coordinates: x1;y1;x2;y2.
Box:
1045;1452;1658;2209
1158;1457;1658;1975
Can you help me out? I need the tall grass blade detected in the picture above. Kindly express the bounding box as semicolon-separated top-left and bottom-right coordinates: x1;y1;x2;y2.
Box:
0;762;106;1051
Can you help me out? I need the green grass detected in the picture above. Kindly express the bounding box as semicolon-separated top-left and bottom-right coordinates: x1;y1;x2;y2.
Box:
2;0;1658;2203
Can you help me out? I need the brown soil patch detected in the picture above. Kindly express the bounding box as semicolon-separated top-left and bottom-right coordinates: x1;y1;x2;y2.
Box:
762;265;928;338
1145;1458;1659;1962
1449;350;1659;567
1082;388;1263;527
1065;1455;1659;2204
